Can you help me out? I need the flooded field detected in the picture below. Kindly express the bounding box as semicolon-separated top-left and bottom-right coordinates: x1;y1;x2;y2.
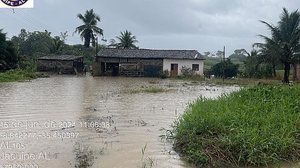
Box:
0;76;239;168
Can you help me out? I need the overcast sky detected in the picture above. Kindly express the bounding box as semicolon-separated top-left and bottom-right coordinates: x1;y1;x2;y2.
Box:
0;0;299;55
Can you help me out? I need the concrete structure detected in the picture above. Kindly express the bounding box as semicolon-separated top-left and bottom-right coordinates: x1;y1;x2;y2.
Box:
37;55;84;74
94;48;204;77
163;59;204;76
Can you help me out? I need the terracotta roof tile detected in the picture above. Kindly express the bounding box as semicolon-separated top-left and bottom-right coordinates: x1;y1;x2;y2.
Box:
38;55;83;61
97;48;204;60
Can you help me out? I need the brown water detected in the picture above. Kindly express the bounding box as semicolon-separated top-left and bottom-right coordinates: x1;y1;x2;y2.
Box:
0;76;239;168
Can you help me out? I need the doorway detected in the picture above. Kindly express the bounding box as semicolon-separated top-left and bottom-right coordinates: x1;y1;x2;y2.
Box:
170;64;178;77
105;63;120;76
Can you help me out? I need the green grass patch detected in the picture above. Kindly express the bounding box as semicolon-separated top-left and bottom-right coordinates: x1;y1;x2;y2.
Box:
174;77;281;86
174;85;300;167
0;69;46;83
203;78;282;86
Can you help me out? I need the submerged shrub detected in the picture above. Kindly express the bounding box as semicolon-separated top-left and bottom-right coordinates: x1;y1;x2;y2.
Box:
181;66;195;77
174;85;300;167
160;70;169;79
0;69;37;82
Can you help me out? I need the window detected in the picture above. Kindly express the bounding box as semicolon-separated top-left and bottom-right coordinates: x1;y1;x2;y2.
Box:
171;64;178;71
192;64;199;71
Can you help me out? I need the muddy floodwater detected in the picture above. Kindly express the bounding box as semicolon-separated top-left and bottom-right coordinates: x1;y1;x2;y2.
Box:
0;76;239;168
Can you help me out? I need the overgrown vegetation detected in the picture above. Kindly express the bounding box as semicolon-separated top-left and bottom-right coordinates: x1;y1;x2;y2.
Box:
0;69;39;83
211;59;239;78
0;29;18;71
242;49;274;78
204;8;300;83
203;50;245;75
258;8;300;83
204;78;281;86
174;85;300;167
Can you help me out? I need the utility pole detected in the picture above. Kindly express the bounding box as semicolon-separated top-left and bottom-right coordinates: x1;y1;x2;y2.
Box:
95;36;98;57
223;46;226;82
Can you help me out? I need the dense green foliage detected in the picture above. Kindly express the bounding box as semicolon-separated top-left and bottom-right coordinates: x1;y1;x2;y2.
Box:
174;85;300;167
60;44;98;65
0;30;18;71
259;8;300;83
11;29;97;66
11;29;58;57
203;50;250;78
242;50;274;78
211;59;239;78
75;9;103;48
11;29;68;69
0;69;38;83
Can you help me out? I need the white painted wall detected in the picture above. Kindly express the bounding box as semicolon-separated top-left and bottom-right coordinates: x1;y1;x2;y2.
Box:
163;59;204;76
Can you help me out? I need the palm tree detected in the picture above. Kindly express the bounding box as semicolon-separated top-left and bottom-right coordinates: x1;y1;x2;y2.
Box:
242;49;264;78
51;36;64;54
113;30;138;49
75;9;103;48
260;8;300;83
253;42;280;77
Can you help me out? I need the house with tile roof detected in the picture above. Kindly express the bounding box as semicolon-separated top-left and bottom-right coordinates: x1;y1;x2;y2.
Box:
93;48;205;77
37;55;84;74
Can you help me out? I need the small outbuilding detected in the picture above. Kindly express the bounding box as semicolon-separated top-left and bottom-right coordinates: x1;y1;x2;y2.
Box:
37;55;84;74
93;48;204;77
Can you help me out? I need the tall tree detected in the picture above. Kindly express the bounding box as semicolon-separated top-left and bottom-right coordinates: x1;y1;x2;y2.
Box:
11;30;54;57
260;8;300;83
49;31;68;54
51;36;64;54
112;30;138;49
242;49;265;78
253;43;280;77
0;30;18;71
75;9;103;48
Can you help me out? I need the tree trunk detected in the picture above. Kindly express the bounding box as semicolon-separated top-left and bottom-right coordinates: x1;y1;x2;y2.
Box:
292;64;297;81
272;64;276;77
283;63;290;83
84;36;91;48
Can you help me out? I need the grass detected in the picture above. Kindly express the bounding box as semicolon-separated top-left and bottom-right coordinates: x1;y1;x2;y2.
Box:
173;76;282;86
141;144;154;168
0;69;48;83
173;85;300;167
203;78;282;86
